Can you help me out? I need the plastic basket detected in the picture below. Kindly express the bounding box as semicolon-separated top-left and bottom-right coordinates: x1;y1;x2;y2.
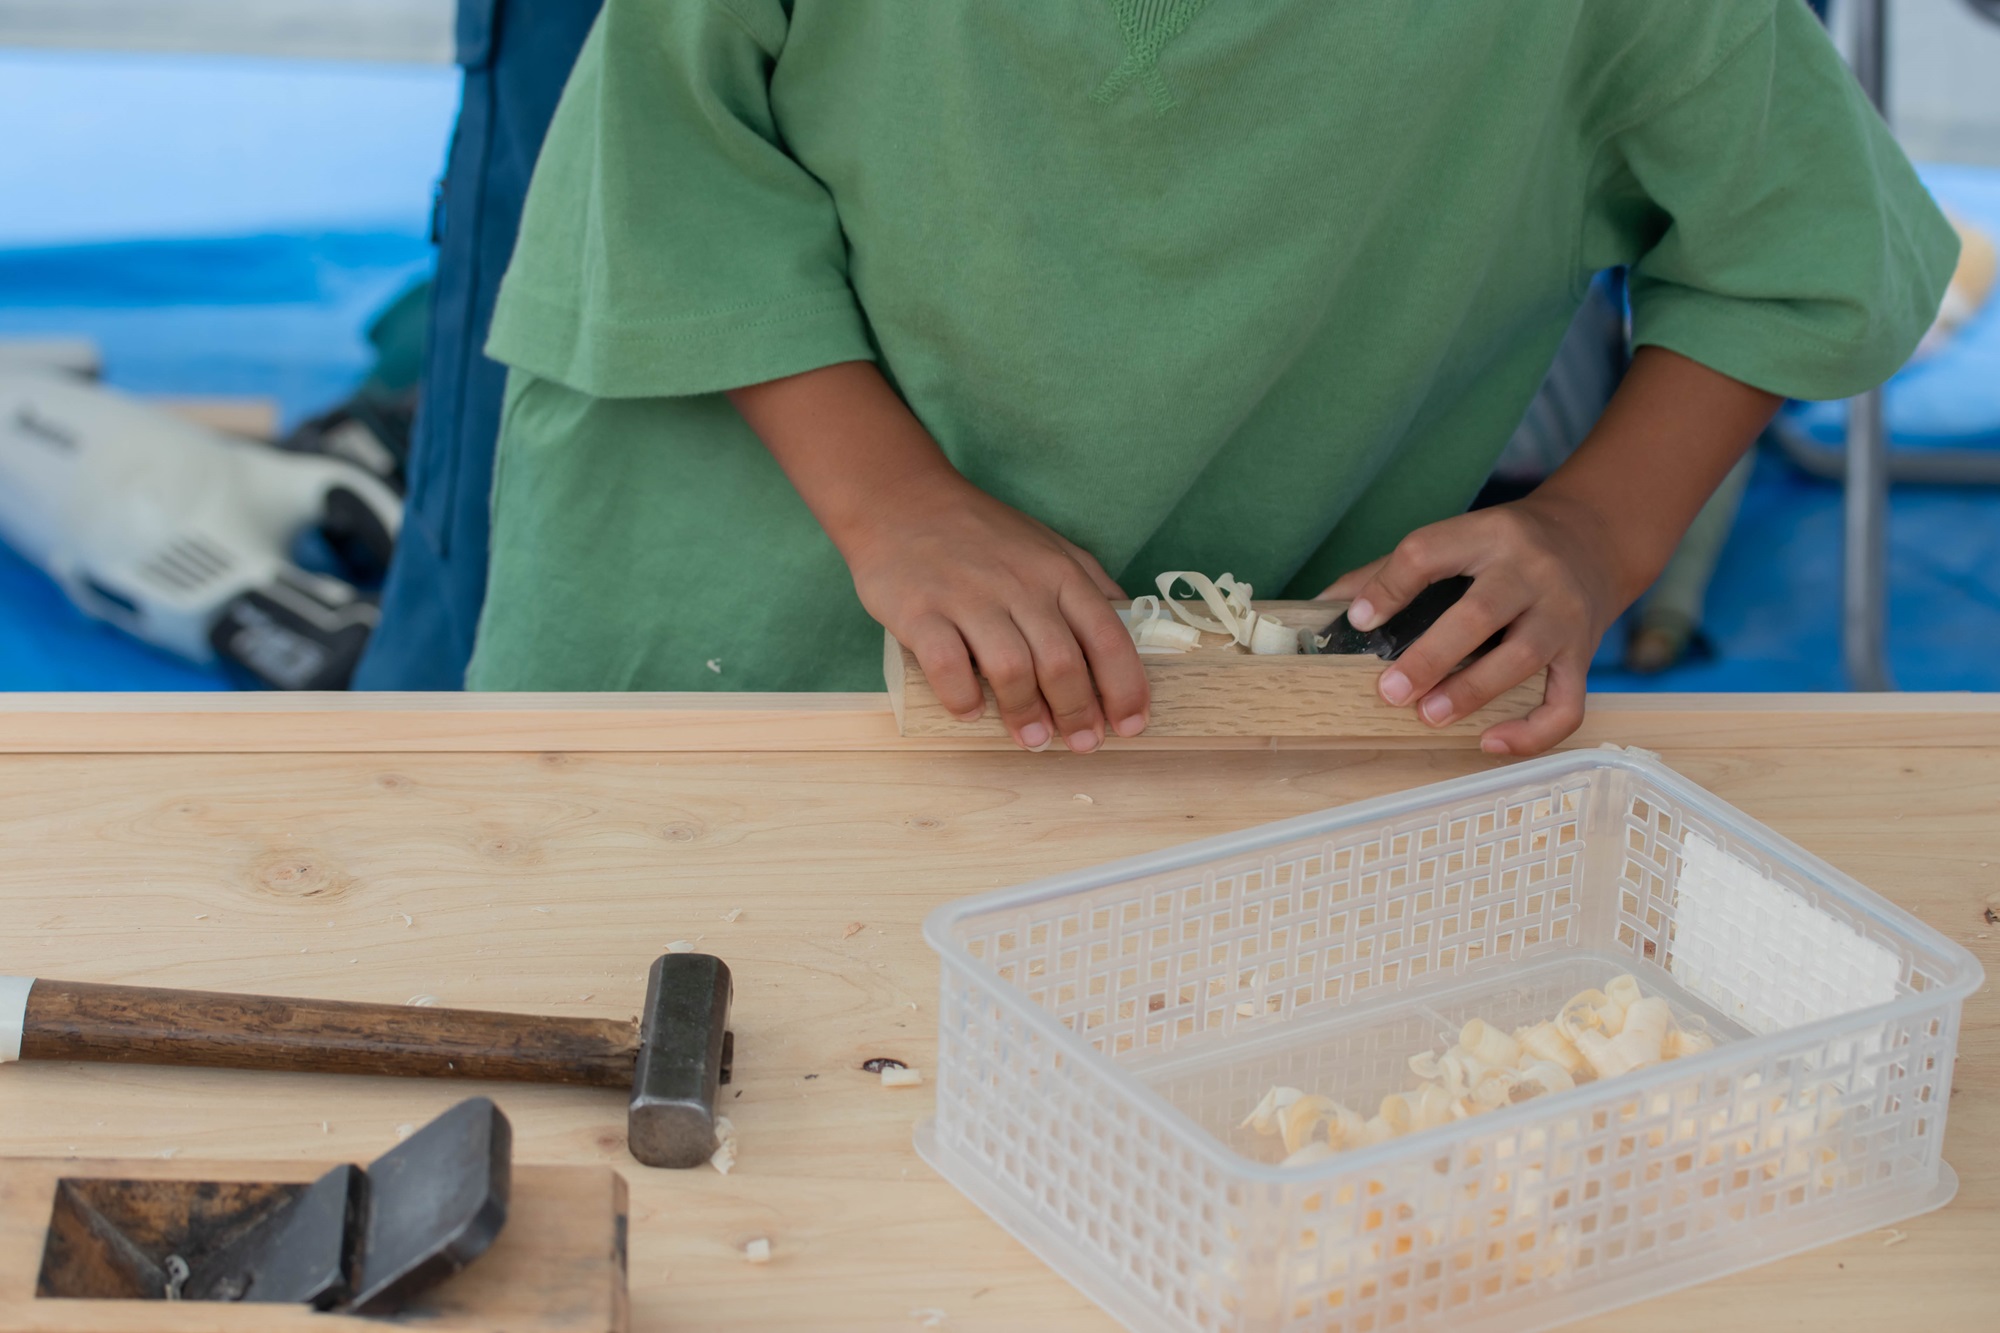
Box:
918;748;1982;1332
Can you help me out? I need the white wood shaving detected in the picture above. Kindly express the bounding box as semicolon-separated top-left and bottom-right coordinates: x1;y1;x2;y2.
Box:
400;913;414;927
881;1066;924;1088
666;940;696;953
396;1124;415;1142
1880;1228;1909;1247
722;908;743;922
706;659;722;674
1073;793;1095;804
1236;1000;1259;1018
194;914;208;920
156;1147;180;1159
711;1116;739;1175
910;1310;949;1329
407;995;439;1007
532;907;552;914
321;1121;331;1134
743;1237;772;1264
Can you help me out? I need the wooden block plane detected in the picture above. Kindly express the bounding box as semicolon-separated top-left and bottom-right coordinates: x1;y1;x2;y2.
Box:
0;1158;628;1332
887;601;1547;740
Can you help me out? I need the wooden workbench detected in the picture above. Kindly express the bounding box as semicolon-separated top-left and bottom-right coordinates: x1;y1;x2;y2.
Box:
0;693;1994;1332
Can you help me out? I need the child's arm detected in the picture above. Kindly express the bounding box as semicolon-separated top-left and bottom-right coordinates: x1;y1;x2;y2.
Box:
1321;347;1780;756
728;362;1150;753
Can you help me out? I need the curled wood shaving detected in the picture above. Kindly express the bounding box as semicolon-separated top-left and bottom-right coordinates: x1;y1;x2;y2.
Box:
711;1116;739;1174
1244;974;1729;1164
722;908;743;923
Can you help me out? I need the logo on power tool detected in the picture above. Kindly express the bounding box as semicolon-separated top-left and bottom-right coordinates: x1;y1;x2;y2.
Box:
13;405;79;451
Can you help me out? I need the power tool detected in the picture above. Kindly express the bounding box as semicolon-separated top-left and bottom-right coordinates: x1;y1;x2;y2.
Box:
0;367;402;689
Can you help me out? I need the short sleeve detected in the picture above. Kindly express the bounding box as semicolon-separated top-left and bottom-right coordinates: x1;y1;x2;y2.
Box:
1588;0;1959;402
486;0;875;399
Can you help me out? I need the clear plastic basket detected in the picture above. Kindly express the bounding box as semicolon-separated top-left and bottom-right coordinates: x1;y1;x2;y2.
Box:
918;748;1983;1332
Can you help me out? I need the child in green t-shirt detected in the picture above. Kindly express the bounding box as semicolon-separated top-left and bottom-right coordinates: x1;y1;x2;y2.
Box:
471;0;1957;755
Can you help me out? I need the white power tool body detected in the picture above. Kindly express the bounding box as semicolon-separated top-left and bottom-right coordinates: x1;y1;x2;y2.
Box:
0;368;402;689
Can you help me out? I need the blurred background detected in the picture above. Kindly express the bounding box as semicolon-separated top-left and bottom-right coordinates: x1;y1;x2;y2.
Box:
0;0;1996;693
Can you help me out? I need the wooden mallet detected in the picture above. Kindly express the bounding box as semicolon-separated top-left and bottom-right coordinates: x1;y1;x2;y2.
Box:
0;953;732;1168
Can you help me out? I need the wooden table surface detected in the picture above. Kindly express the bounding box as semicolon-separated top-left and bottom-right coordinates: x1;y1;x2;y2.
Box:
0;694;1994;1332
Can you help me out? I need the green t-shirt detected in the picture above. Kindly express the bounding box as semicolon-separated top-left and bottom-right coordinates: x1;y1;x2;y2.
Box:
470;0;1956;691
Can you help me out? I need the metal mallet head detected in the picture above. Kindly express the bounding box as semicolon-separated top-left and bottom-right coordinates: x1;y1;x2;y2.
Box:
629;953;734;1169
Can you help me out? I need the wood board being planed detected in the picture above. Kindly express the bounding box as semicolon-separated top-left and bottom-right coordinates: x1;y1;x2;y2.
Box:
887;602;1547;739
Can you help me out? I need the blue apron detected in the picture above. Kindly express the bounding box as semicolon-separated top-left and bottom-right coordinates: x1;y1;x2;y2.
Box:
354;0;603;689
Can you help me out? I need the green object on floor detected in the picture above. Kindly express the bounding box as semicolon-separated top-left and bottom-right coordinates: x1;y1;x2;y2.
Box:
1624;451;1756;675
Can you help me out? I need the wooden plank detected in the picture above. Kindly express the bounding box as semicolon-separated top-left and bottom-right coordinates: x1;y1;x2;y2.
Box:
885;603;1546;739
4;691;2000;754
149;398;280;442
0;1158;627;1331
0;746;1992;1332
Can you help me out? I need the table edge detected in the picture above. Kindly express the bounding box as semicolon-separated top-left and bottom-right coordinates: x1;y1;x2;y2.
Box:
1;691;1995;753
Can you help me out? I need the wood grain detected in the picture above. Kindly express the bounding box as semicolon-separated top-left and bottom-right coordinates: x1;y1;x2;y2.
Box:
0;1158;627;1331
18;982;639;1088
0;737;1992;1331
6;691;2000;753
887;603;1547;738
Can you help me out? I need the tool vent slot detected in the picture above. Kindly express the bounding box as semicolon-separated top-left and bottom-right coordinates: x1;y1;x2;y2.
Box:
142;538;235;592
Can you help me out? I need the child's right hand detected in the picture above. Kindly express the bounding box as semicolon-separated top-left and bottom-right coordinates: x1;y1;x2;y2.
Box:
843;472;1149;753
726;361;1147;753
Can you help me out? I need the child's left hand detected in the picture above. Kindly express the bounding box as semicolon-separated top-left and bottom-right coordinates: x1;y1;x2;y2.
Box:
1318;347;1783;757
1317;491;1627;757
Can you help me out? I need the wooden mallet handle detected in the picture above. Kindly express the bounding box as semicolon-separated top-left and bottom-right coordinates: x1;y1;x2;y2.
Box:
3;979;640;1087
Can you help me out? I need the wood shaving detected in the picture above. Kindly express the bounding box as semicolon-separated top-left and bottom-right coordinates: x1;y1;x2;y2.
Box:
194;914;208;920
400;913;414;927
666;940;696;953
1073;793;1095;804
881;1066;925;1088
395;1124;415;1142
711;1116;739;1175
843;922;867;939
1244;974;1730;1163
910;1309;949;1329
532;907;552;914
1879;1228;1909;1247
706;659;723;674
406;995;439;1007
743;1237;772;1264
321;1121;330;1134
722;908;743;922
